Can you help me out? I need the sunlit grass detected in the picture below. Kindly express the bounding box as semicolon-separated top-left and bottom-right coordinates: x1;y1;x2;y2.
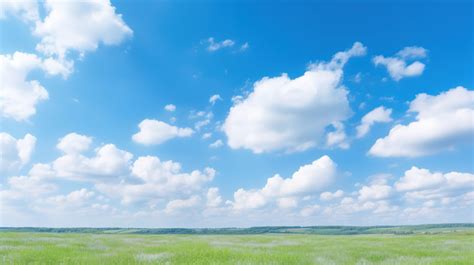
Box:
1;231;473;264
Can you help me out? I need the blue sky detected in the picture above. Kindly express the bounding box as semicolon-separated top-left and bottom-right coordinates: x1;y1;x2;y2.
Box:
0;0;473;227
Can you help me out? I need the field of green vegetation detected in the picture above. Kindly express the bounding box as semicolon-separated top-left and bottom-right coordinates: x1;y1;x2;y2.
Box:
1;227;473;264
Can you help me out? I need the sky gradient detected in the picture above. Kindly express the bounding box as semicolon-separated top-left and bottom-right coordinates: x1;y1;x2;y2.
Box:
0;0;473;227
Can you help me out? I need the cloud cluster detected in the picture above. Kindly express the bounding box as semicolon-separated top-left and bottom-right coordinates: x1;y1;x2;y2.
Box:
132;119;194;145
1;133;216;215
231;156;337;210
356;106;393;138
34;0;132;58
370;87;473;157
223;42;366;153
1;0;132;121
373;46;427;81
0;132;36;174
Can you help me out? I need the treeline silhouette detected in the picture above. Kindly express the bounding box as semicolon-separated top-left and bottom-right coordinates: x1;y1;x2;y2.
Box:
1;223;472;235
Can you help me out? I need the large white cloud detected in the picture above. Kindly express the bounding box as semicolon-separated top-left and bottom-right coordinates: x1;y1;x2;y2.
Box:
395;167;474;193
0;132;36;174
231;155;337;210
373;46;427;81
1;0;132;122
53;144;133;180
358;184;393;201
369;87;474;157
132;119;194;145
57;133;93;154
356;106;392;138
0;52;75;121
34;0;132;58
0;0;39;22
223;42;366;153
165;195;201;214
97;155;215;205
49;133;133;180
0;52;48;121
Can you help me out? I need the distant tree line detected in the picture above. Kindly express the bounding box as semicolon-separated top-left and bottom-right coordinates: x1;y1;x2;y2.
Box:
0;223;472;235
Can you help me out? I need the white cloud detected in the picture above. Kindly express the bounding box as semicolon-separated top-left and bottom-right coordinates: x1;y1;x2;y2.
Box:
320;190;344;201
42;57;73;78
231;155;337;210
165;195;201;214
395;167;474;193
57;133;92;154
0;52;76;121
369;87;474;157
300;204;320;217
205;37;235;52
326;122;349;149
34;0;133;58
0;133;36;174
358;184;393;201
209;94;222;105
277;197;298;209
52;133;133;181
240;42;249;52
1;0;132;122
98;155;215;205
53;143;133;181
202;133;212;140
209;139;223;148
0;0;39;22
373;46;427;81
206;187;222;208
0;52;48;121
164;104;176;112
132;119;194;145
46;188;95;207
396;46;428;59
223;42;366;153
5;174;56;198
190;110;213;131
356;106;393;138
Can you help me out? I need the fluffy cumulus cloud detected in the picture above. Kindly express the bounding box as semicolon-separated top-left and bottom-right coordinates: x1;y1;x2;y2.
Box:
206;187;223;208
97;155;215;205
369;87;474;157
1;133;217;223
0;0;39;22
356;106;393;138
373;46;427;81
395;167;474;194
53;143;133;181
164;104;176;112
1;130;473;225
223;42;366;153
33;0;132;58
165;195;201;214
231;155;337;210
56;133;92;154
0;52;49;120
132;119;194;145
320;190;344;201
325;122;349;149
0;133;36;174
1;0;131;122
358;183;393;201
46;188;95;208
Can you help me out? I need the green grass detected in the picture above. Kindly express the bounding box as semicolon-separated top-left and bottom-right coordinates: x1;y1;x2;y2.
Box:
1;231;473;264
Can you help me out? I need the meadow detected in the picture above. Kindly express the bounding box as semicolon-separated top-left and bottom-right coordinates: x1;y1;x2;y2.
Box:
1;228;473;264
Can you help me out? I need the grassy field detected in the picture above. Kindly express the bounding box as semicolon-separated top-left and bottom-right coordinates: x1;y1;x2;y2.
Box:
1;231;473;264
